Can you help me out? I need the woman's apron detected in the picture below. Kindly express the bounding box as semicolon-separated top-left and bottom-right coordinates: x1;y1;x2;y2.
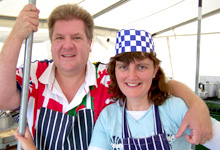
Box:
34;91;94;150
122;102;171;150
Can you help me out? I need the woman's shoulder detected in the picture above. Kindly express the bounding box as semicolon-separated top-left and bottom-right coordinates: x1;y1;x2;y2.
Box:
159;96;188;117
102;102;120;112
159;96;188;123
99;102;121;117
163;96;187;107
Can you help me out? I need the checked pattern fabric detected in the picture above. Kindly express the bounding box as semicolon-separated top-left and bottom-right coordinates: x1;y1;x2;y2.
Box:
115;29;155;55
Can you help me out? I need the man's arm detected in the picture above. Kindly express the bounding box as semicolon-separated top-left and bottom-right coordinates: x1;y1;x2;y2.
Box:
167;80;212;144
0;4;40;110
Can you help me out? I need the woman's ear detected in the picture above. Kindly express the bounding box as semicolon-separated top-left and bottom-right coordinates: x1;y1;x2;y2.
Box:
153;65;159;78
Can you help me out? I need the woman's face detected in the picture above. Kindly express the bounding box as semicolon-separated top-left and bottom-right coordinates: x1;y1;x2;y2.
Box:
115;57;159;102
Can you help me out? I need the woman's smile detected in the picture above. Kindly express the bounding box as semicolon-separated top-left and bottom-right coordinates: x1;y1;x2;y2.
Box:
116;58;158;101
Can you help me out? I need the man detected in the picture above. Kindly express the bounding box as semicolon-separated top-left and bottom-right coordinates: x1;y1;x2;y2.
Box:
0;4;212;150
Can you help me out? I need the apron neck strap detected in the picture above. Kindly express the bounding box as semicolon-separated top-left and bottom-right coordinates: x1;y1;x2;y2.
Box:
122;101;165;138
122;101;132;138
153;104;164;134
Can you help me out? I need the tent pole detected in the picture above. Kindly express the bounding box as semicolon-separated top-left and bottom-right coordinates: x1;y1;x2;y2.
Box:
17;0;36;150
192;1;202;150
166;37;174;79
195;0;202;95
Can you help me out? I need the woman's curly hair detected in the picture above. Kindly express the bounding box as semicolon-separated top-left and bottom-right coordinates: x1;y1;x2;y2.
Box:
107;52;170;106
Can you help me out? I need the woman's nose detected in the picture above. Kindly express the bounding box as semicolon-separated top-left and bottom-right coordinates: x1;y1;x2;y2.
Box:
127;68;138;79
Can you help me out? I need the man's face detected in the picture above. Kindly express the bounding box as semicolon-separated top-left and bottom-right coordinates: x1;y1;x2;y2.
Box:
51;18;92;74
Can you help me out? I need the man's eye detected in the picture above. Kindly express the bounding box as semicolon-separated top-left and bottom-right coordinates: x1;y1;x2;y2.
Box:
56;37;63;40
73;37;81;40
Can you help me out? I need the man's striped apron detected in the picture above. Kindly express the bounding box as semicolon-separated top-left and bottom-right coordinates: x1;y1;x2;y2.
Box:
34;92;94;150
122;102;171;150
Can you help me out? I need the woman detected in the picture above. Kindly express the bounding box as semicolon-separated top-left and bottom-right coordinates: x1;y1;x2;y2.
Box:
88;29;220;150
15;29;219;150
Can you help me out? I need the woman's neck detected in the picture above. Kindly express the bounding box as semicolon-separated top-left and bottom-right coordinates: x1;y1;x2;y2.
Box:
126;98;152;111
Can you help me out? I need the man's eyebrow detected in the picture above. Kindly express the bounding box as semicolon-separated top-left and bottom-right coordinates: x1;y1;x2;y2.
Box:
53;33;63;36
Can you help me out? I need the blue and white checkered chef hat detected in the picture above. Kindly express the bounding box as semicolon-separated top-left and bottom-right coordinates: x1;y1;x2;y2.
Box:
115;29;155;55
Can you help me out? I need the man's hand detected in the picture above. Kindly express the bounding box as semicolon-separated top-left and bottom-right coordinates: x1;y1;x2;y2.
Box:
176;100;213;145
11;4;40;41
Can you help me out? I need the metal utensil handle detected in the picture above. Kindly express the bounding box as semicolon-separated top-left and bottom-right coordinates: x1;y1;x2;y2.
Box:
17;0;36;150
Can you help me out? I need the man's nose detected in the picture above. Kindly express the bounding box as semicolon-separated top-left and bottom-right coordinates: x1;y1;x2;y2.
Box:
63;38;73;49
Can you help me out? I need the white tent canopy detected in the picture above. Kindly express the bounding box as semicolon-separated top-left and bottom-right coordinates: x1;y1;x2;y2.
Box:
0;0;220;90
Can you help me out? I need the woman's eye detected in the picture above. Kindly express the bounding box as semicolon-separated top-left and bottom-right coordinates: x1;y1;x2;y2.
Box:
119;66;126;70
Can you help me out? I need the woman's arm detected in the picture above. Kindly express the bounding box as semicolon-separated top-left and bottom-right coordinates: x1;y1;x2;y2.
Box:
89;107;112;149
167;80;212;144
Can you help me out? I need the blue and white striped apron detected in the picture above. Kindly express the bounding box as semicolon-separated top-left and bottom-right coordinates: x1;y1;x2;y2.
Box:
34;92;94;150
122;102;171;150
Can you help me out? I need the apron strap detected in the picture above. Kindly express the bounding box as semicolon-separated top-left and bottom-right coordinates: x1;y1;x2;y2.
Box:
153;105;165;135
122;102;165;138
122;103;171;150
122;101;132;138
